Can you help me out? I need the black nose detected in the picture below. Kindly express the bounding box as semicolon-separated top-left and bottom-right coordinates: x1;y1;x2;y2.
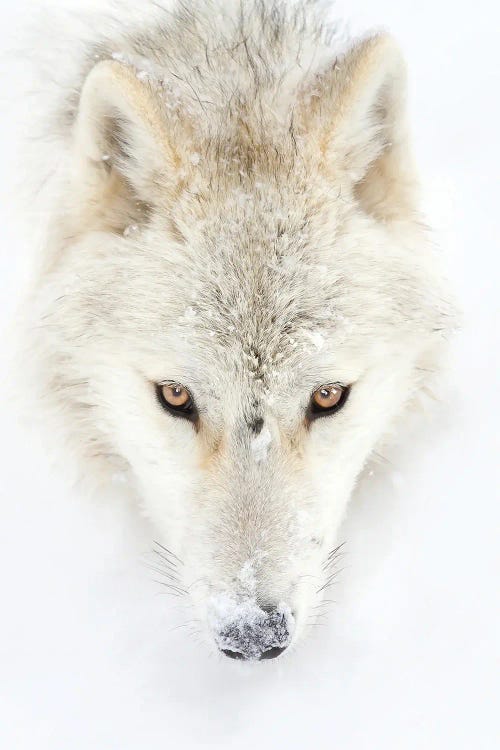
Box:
216;604;293;661
221;644;287;661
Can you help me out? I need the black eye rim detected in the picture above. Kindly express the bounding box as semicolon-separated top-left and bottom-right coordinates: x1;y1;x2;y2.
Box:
306;383;351;422
155;382;198;424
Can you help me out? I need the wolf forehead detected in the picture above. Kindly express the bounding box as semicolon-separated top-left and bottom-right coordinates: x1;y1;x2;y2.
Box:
80;157;343;327
115;191;361;391
170;183;343;336
80;163;401;379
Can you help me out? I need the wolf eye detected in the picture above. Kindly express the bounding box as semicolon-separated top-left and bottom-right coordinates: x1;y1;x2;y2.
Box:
308;384;350;420
156;382;197;422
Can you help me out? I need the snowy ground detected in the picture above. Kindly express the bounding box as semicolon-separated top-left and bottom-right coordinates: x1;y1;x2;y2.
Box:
0;1;498;748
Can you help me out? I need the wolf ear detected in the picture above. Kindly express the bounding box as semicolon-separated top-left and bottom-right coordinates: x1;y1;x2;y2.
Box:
306;34;416;220
72;60;178;232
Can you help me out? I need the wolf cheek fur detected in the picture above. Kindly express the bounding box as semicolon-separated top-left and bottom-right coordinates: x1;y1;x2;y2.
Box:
27;2;454;659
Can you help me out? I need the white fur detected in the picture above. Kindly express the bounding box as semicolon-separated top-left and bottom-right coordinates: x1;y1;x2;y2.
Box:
20;0;455;658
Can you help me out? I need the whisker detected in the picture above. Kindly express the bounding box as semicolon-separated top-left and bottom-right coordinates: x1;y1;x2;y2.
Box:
151;550;180;573
317;567;345;594
169;619;200;633
322;543;347;573
145;563;181;582
153;580;188;596
324;541;347;563
317;582;339;594
187;577;208;592
151;551;178;572
372;451;392;466
322;556;344;572
324;567;345;583
328;542;347;558
308;612;329;620
153;540;183;565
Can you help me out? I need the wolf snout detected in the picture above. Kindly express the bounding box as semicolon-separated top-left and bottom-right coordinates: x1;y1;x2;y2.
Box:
209;596;295;661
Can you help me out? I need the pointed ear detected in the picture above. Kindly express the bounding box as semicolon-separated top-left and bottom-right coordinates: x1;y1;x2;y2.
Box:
305;34;417;221
71;60;179;232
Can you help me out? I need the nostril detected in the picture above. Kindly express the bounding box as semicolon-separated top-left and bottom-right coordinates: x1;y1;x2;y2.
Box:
221;648;246;660
221;644;287;661
259;645;287;660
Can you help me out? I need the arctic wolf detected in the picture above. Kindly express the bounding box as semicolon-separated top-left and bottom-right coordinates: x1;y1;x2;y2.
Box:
25;0;453;660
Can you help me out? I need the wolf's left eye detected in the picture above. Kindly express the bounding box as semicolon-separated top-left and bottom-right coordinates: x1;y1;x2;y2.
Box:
156;382;197;422
308;384;350;420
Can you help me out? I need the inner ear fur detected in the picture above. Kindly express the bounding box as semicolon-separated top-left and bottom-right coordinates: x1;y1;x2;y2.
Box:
70;59;179;234
303;34;418;222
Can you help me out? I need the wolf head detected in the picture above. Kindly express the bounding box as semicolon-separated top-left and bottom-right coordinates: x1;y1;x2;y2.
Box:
29;15;452;660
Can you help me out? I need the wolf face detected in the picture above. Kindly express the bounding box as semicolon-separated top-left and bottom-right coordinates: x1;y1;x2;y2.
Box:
28;3;453;659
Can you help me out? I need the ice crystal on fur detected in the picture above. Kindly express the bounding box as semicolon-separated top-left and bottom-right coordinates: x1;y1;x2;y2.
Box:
251;426;273;464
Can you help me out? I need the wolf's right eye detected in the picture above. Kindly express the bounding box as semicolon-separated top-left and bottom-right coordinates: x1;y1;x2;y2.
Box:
156;382;197;423
307;383;350;422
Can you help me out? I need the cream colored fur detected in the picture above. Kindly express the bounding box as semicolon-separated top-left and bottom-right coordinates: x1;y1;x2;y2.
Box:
22;0;454;659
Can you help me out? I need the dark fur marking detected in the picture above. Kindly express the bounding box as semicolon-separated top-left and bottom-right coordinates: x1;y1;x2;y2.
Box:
250;417;264;435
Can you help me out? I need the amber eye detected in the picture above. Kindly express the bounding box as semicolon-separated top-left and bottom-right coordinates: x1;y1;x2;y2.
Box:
308;383;350;420
156;382;197;422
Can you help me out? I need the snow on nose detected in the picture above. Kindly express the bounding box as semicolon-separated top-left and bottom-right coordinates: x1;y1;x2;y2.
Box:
208;594;295;660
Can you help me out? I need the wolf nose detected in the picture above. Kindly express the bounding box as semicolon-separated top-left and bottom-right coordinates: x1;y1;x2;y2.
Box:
222;644;287;661
212;601;294;661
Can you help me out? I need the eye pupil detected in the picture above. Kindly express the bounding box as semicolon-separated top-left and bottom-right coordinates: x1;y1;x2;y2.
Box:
167;384;187;404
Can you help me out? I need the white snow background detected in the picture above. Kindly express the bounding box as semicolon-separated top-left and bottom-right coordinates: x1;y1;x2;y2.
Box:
0;0;498;748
